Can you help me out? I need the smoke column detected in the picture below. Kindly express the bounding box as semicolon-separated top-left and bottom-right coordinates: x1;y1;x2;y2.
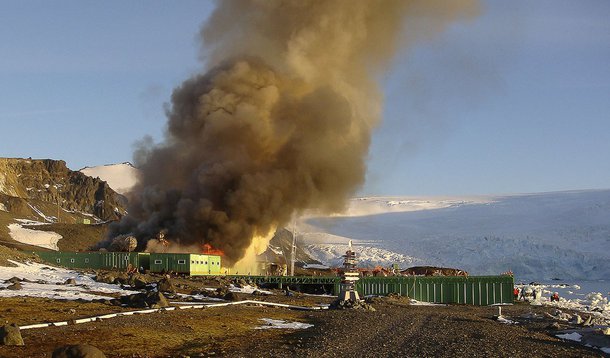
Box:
102;0;478;266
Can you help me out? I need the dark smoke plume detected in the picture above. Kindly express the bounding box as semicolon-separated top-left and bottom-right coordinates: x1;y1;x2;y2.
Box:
101;0;478;265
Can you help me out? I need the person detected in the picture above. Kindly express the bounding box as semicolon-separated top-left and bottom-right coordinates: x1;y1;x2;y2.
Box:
551;292;559;302
513;287;520;300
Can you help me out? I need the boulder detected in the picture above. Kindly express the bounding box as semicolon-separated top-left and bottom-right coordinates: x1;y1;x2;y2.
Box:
119;292;169;308
64;278;76;285
5;277;22;284
127;274;148;289
330;299;376;311
94;272;116;284
570;314;583;325
51;343;106;358
223;291;248;302
145;292;169;308
157;277;176;293
0;324;24;346
7;282;22;290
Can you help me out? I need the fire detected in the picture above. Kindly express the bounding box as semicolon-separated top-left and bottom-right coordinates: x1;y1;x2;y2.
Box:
202;243;224;256
230;229;275;275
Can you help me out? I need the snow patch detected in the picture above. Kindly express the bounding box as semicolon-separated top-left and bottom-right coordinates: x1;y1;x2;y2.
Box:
255;318;313;330
8;223;62;250
556;332;582;342
409;299;445;306
302;263;330;270
27;203;54;222
268;245;283;256
80;163;138;195
0;202;7;212
496;316;517;324
229;284;272;295
0;260;133;300
15;218;49;226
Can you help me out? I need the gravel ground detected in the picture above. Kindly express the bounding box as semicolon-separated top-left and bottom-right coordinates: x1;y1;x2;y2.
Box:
1;295;607;357
252;302;608;358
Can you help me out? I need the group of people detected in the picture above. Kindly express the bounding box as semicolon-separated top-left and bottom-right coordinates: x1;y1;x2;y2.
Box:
513;286;560;302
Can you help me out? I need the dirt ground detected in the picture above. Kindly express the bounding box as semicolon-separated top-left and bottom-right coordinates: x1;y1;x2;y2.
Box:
0;294;607;358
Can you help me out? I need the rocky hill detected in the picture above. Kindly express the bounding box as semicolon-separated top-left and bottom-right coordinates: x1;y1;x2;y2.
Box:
0;158;127;223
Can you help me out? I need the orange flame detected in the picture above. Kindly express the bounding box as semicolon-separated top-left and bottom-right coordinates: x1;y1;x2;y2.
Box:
202;243;224;256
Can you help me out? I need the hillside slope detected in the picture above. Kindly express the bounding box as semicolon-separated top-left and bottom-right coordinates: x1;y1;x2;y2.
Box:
0;158;127;251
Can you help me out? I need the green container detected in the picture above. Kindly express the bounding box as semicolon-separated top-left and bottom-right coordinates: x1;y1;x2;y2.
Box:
149;253;222;275
34;251;150;271
356;275;514;305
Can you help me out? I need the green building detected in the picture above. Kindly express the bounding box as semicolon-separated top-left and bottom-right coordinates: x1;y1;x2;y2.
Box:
149;253;222;275
35;251;150;271
33;251;221;275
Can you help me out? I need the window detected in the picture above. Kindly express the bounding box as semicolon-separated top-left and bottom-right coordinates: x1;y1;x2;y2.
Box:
70;259;75;263
84;258;89;263
177;259;186;264
191;260;195;264
56;258;61;263
154;259;162;264
124;256;129;261
205;261;208;265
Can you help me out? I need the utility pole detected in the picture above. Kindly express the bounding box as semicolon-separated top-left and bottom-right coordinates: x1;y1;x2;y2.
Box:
290;217;297;276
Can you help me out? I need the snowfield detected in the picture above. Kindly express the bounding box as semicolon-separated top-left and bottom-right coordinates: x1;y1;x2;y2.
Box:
80;162;138;195
0;260;133;300
301;190;610;283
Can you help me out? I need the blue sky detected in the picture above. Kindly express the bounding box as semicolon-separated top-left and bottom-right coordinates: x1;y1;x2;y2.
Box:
1;1;609;196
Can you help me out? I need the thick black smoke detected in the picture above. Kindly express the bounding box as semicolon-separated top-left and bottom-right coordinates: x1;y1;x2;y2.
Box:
100;0;478;266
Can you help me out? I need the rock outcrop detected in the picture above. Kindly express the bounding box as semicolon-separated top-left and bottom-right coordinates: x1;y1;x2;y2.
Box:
0;158;127;221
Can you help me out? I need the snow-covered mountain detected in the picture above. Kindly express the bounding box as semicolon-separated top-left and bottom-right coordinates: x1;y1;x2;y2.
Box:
300;190;610;281
79;162;139;195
